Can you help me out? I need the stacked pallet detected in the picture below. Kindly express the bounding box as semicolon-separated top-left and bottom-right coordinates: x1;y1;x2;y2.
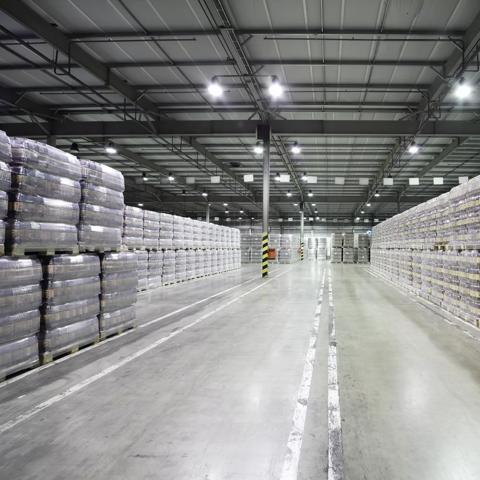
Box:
41;254;100;363
278;234;300;264
135;250;148;291
148;251;163;289
371;175;480;327
342;233;354;264
123;206;144;249
99;252;137;339
78;160;124;252
0;257;42;379
318;238;327;260
357;233;371;264
7;138;81;256
159;213;174;249
143;210;160;250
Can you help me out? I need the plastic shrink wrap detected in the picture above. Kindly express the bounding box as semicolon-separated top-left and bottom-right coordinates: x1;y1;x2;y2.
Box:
123;206;144;249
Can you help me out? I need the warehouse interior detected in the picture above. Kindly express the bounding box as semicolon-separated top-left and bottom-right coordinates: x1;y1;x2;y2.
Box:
1;0;480;479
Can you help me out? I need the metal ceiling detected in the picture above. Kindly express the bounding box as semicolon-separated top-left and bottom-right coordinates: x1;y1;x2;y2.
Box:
0;0;479;224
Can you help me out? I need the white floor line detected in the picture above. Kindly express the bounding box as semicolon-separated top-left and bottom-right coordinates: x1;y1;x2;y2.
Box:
0;274;260;390
0;269;290;435
327;268;344;480
279;268;326;480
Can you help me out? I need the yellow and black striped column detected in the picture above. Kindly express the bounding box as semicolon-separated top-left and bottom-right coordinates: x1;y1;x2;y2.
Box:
262;232;269;277
300;241;304;261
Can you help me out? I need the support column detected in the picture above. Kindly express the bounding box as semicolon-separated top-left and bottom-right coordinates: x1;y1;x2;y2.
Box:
258;124;271;278
206;203;210;223
300;201;305;261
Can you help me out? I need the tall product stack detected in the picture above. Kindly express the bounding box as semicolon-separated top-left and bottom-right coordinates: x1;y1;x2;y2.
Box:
278;234;300;264
143;210;160;250
307;237;316;260
40;255;100;363
370;175;480;327
357;234;370;264
173;215;185;249
0;257;42;379
175;249;187;282
99;252;137;339
122;206;144;250
7;138;81;255
318;238;327;260
135;250;148;291
78;160;124;252
148;251;163;289
343;233;354;264
195;249;205;277
159;213;174;249
331;234;343;263
162;250;175;285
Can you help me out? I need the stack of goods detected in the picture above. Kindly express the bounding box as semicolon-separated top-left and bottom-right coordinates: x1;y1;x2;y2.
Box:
175;250;187;282
173;215;185;249
122;206;144;249
306;237;316;260
342;248;355;264
317;238;327;260
201;222;211;249
78;160;124;252
162;250;175;285
186;250;196;280
7;138;81;255
342;233;354;264
250;230;263;263
212;249;220;274
371;174;480;327
159;213;174;249
143;210;160;250
204;250;213;275
331;247;343;263
193;220;202;248
99;252;137;339
183;218;194;249
135;250;148;291
195;250;205;277
331;233;343;249
0;257;42;378
278;234;300;264
147;251;163;289
357;234;370;264
40;254;100;363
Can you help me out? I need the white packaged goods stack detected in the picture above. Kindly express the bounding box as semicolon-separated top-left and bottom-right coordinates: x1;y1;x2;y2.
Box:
7;138;81;255
371;174;480;327
143;210;160;250
343;248;354;264
159;213;173;249
332;233;343;249
278;234;300;264
307;237;316;260
173;215;185;249
250;230;263;263
40;255;100;363
148;251;163;289
193;220;202;248
99;252;137;339
122;206;144;250
184;218;194;249
343;233;354;248
331;247;343;263
195;249;205;277
357;233;370;264
318;238;327;260
0;257;42;379
201;221;210;249
204;249;212;275
162;250;175;285
186;250;196;280
175;250;187;282
78;160;124;252
135;250;148;291
240;227;252;263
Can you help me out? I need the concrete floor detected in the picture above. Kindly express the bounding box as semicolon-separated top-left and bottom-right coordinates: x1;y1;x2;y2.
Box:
1;262;480;479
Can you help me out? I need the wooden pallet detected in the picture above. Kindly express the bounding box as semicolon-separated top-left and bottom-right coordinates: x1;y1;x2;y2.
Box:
7;245;79;257
41;336;100;364
99;325;135;341
0;361;40;383
79;246;122;254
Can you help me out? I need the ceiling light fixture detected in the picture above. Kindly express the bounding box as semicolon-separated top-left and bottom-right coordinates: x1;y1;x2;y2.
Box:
268;75;283;99
454;77;473;99
202;190;208;197
168;172;175;182
142;172;148;182
361;210;365;214
240;209;244;214
301;172;308;181
253;142;263;155
225;210;229;214
223;202;228;207
105;142;117;154
308;190;313;197
275;172;281;182
408;142;420;155
286;190;292;197
291;141;301;155
374;190;380;198
366;202;371;207
207;77;223;97
138;203;143;207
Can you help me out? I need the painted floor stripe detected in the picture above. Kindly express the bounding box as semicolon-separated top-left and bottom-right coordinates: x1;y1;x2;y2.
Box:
279;268;326;480
0;274;260;390
327;269;344;480
0;269;290;435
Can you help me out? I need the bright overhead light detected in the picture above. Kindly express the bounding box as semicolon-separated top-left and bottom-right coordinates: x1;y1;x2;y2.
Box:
408;142;420;155
105;142;117;154
366;203;371;207
168;172;175;182
291;141;301;155
225;210;229;214
275;172;281;182
253;142;263;155
240;209;244;214
223;202;228;207
355;217;360;221
268;76;283;99
307;190;313;197
311;203;316;206
137;203;143;207
301;172;308;181
361;210;365;214
374;190;380;198
202;190;208;197
454;77;473;99
286;190;292;197
142;172;148;182
207;78;223;97
314;209;318;214
315;216;320;220
293;203;298;206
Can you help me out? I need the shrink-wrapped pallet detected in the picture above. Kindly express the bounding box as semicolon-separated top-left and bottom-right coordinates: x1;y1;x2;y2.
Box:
0;257;42;378
99;252;137;337
162;250;175;284
7;138;81;254
331;247;343;264
159;213;174;249
40;254;100;362
186;250;196;280
175;249;187;282
134;250;148;291
173;215;185;249
123;206;144;249
143;210;160;250
148;250;163;289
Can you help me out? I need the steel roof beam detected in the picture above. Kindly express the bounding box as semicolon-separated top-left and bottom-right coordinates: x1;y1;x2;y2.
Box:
3;120;480;137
